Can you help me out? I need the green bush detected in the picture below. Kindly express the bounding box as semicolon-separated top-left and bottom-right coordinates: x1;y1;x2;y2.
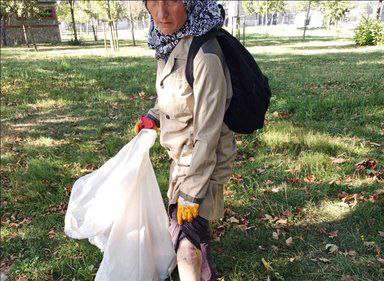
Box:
67;39;83;46
354;18;384;46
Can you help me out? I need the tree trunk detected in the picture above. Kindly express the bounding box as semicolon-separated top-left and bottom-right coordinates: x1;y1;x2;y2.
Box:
377;0;383;20
69;0;78;43
128;1;136;46
265;3;269;36
236;0;240;39
108;22;115;50
27;24;37;51
102;21;107;50
1;15;7;46
303;0;312;40
22;23;30;47
91;20;98;41
106;0;115;51
114;21;119;51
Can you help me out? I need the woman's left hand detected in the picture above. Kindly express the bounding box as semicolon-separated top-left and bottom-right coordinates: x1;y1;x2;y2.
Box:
177;196;200;225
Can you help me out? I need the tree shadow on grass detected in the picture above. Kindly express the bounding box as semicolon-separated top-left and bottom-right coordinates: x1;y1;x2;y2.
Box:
244;34;351;47
0;40;148;54
1;46;383;280
210;183;383;280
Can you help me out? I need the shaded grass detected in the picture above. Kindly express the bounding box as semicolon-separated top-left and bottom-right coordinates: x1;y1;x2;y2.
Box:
1;36;383;280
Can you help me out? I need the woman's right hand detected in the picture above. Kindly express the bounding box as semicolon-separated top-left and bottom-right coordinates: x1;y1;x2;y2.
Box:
134;115;159;135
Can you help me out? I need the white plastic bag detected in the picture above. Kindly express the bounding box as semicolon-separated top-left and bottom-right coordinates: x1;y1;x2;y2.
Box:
64;129;176;281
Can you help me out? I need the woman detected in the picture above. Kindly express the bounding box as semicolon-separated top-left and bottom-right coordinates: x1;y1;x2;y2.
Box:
135;1;237;280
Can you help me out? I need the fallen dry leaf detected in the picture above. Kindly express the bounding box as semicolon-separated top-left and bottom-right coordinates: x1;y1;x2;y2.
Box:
343;250;357;257
287;177;301;184
325;244;339;254
261;214;274;221
261;258;273;271
272;111;293;119
265;179;274;186
256;167;266;174
47;203;67;214
231;174;244;183
364;241;375;247
224;207;236;216
355;159;377;171
238;224;248;232
319;257;330;263
328;230;339;238
304;175;317;183
379;231;384;238
319;227;328;234
276;218;288;225
331;157;347;164
355;159;381;178
289;257;296;262
229;217;239;224
272;231;279;240
342;275;357;281
48;228;56;239
282;210;293;218
286;237;293;246
377;257;384;265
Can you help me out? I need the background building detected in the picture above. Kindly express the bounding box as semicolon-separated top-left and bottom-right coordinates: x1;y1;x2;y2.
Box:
0;0;61;46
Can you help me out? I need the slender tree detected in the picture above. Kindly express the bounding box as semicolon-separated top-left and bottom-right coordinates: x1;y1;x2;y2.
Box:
0;1;13;46
128;1;136;46
320;0;354;27
57;0;79;43
121;1;146;46
303;0;312;40
78;0;101;41
68;0;78;43
377;0;383;20
242;0;286;35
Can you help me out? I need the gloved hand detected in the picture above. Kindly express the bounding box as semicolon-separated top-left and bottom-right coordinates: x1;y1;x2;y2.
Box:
134;115;158;135
177;196;200;225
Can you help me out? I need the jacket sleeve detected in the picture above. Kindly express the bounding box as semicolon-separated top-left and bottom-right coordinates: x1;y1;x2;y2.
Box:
146;98;160;128
178;53;227;203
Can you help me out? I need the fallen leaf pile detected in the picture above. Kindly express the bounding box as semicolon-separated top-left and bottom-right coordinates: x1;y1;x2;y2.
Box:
272;111;293;119
1;212;32;228
47;202;68;214
338;189;384;207
212;208;252;241
230;174;244;183
355;159;383;179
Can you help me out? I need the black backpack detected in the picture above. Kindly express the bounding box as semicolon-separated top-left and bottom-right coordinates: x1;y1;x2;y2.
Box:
185;28;272;134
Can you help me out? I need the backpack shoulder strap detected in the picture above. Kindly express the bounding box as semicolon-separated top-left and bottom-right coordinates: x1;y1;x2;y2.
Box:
186;29;221;87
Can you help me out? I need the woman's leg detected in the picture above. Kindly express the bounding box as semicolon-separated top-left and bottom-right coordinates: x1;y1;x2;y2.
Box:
168;203;221;281
177;237;202;281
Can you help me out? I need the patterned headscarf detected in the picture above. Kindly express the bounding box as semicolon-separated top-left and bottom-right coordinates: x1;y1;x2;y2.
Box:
143;0;224;60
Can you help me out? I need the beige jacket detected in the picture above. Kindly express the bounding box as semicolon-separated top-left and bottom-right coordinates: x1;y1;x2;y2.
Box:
147;35;237;221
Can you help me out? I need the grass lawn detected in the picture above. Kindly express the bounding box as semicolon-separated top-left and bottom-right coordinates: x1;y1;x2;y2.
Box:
1;35;383;281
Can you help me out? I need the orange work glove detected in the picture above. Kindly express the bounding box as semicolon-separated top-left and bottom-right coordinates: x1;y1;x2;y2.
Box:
134;115;159;135
177;196;200;225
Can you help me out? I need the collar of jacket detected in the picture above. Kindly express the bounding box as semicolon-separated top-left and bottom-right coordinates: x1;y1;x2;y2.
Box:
158;35;192;85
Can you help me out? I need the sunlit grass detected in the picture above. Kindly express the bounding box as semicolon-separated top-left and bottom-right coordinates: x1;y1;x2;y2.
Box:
1;36;383;280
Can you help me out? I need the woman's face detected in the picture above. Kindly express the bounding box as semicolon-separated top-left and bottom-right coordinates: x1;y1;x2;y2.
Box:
146;0;187;35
